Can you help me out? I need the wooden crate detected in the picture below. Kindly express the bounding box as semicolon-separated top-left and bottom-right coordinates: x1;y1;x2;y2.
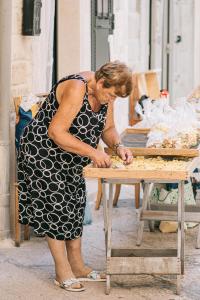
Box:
120;128;149;148
119;128;200;158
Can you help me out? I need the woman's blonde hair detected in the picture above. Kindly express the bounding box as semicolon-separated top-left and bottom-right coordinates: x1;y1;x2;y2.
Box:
95;61;132;97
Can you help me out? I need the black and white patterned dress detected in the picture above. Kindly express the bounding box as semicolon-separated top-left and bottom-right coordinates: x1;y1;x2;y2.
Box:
18;74;108;240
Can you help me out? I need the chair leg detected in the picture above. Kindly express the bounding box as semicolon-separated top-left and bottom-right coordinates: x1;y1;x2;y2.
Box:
15;184;21;247
24;224;30;240
134;183;140;209
113;184;121;207
95;179;103;210
97;182;140;210
196;224;200;249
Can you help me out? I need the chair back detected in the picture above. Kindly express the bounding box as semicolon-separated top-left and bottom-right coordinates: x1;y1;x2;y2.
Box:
129;69;161;126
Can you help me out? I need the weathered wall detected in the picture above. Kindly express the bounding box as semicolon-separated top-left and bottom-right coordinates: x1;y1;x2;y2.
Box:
11;0;55;98
11;0;32;98
9;0;55;238
57;0;80;78
0;0;12;239
110;0;150;134
57;0;91;79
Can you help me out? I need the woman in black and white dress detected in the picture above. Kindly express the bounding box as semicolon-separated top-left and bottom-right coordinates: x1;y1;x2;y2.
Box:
18;61;133;292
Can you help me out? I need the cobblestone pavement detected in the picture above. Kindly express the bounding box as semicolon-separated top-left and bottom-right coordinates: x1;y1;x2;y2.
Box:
0;184;200;300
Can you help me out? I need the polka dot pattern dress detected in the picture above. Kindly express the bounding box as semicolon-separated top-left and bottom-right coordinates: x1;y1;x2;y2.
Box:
17;75;108;240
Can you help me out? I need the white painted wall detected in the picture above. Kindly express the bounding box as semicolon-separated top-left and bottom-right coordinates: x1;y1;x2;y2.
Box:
110;0;150;134
150;0;199;102
170;0;194;101
194;0;200;87
80;0;91;71
57;0;91;79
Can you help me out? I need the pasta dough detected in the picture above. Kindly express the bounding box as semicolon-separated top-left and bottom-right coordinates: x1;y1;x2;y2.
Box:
111;156;190;171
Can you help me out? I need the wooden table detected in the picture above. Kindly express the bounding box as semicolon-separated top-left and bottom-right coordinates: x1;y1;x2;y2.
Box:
120;128;200;249
83;157;200;295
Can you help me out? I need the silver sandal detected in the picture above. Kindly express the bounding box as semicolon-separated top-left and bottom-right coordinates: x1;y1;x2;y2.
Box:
78;270;106;282
54;278;85;292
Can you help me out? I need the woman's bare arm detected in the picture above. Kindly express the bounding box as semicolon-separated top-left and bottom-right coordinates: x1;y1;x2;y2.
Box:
101;102;121;148
101;102;133;164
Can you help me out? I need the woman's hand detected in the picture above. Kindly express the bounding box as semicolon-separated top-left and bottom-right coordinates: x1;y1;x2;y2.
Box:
90;149;112;168
116;146;133;165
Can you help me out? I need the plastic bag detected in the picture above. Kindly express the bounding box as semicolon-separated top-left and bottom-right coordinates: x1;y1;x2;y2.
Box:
134;98;175;129
146;97;200;148
150;181;196;206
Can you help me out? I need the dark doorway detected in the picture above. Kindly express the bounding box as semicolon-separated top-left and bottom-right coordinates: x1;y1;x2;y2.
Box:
91;0;114;71
52;0;57;86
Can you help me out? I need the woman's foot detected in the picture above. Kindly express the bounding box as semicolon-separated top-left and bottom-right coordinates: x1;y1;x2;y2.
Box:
45;236;85;291
72;266;93;278
66;245;92;278
55;271;84;290
66;238;105;281
69;264;106;281
78;270;106;281
55;261;83;289
54;278;85;292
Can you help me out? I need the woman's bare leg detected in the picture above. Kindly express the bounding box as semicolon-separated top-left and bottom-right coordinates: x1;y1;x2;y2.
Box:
66;237;92;277
46;235;82;287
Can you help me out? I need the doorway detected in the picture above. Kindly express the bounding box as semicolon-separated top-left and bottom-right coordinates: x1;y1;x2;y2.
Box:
149;0;194;102
91;0;114;71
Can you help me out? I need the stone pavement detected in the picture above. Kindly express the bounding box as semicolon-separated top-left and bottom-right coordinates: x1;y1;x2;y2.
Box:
0;184;200;300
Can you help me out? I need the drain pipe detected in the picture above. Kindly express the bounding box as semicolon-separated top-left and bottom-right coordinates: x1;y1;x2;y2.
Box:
0;1;12;239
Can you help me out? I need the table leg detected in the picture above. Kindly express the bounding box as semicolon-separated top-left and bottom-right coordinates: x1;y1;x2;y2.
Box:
95;179;103;210
105;274;111;295
147;195;155;232
177;180;184;293
178;181;185;274
102;180;108;253
105;183;114;295
107;183;113;257
134;183;140;209
196;224;200;249
15;184;21;247
113;184;121;207
176;275;181;295
136;183;153;246
177;180;184;296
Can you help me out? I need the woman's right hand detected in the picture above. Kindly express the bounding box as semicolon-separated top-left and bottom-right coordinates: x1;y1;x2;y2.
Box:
90;149;111;168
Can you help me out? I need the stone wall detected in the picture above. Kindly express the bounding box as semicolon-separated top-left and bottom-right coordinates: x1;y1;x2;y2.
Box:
11;0;32;98
9;0;55;238
11;0;55;99
0;1;12;239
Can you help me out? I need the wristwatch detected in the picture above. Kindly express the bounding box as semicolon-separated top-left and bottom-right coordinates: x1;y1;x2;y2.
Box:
113;142;124;153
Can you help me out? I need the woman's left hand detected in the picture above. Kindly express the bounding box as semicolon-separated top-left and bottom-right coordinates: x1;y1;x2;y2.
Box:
116;146;133;165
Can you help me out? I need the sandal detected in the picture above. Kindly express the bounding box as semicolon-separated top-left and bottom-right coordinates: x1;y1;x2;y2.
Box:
54;278;85;292
78;270;106;282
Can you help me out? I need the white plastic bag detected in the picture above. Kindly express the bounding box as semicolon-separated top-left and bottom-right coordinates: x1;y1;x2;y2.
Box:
146;97;200;148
